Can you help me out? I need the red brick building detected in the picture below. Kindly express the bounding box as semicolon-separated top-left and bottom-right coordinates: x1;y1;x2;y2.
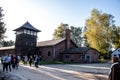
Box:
37;38;77;61
36;28;77;61
61;47;99;63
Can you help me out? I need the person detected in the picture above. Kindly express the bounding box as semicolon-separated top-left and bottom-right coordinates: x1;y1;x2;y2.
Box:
17;55;21;67
12;55;18;69
24;55;28;65
2;54;9;72
108;56;120;80
7;54;12;71
39;55;42;65
34;55;39;68
29;56;33;66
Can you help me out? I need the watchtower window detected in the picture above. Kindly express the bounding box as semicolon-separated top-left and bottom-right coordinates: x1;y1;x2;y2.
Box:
31;31;34;35
16;31;23;35
33;32;37;36
27;30;30;35
24;29;27;34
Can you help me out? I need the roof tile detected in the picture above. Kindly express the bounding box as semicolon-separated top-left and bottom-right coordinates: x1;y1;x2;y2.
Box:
13;22;41;32
37;38;65;47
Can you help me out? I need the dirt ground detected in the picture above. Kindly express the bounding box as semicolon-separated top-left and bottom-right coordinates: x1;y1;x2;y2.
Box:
0;62;111;80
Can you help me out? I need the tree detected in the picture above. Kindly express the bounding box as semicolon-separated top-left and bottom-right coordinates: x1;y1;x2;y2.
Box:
0;7;6;41
70;26;83;47
111;26;120;49
53;23;68;39
84;9;115;55
2;40;15;47
53;23;83;47
82;26;89;47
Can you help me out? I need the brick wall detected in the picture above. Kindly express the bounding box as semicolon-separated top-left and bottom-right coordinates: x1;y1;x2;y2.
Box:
86;49;99;62
62;53;83;63
38;40;76;61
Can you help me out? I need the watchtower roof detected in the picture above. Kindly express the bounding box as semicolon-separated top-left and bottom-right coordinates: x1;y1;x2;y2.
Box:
13;22;41;32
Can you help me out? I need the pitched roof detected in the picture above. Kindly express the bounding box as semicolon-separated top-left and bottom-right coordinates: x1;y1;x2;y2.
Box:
61;47;90;54
13;22;41;32
0;46;15;50
37;38;65;47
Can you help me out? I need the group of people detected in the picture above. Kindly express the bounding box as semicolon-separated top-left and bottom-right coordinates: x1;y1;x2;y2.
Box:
22;55;41;68
1;54;41;72
1;54;20;72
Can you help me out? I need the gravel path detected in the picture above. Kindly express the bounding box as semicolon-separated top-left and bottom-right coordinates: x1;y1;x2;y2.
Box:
0;63;111;80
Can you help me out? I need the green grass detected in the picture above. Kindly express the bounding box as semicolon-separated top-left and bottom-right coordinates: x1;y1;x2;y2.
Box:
39;61;64;65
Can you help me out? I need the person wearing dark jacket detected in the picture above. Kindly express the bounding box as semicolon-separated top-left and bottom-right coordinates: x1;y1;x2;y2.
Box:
29;56;33;66
108;56;120;80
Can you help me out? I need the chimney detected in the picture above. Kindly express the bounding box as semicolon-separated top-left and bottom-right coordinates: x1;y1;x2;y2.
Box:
65;28;71;49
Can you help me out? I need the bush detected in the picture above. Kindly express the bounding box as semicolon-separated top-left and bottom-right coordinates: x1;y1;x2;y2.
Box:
99;56;106;63
39;61;64;65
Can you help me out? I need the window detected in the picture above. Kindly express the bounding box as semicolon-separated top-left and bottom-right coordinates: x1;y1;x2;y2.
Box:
71;60;74;62
24;29;27;34
33;32;37;36
31;31;34;35
26;30;28;34
48;51;51;56
16;30;23;35
65;55;69;58
27;30;30;34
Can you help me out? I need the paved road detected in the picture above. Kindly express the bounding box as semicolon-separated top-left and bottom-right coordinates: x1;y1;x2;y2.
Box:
0;63;111;80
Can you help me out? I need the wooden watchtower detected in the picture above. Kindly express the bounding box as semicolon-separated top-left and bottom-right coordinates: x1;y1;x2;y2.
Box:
13;22;40;56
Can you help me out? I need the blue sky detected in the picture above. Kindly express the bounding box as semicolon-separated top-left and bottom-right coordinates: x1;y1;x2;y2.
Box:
0;0;120;42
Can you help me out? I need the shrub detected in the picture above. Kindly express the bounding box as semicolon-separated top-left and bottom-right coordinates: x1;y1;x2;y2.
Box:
99;56;106;63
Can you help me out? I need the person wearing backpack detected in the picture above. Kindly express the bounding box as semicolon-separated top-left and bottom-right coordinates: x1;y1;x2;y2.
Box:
108;56;120;80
